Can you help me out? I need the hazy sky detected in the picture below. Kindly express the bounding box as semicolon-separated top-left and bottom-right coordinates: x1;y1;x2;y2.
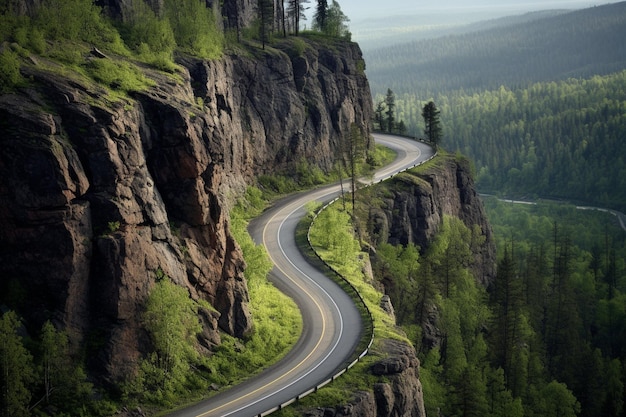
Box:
334;0;624;21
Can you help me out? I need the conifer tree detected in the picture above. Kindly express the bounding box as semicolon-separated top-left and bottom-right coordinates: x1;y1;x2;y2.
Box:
0;311;34;417
313;0;328;32
257;0;274;49
384;88;395;133
422;100;442;147
287;0;309;35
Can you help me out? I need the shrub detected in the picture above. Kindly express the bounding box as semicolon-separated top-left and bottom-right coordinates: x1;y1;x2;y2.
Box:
85;58;155;92
164;0;223;59
0;49;23;92
34;0;127;54
118;0;176;67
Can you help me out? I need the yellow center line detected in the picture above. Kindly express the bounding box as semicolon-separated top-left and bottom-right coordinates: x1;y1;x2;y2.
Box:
196;197;328;417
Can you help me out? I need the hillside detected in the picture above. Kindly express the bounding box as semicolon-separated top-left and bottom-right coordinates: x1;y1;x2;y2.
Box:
368;2;626;211
364;2;626;96
354;9;569;51
0;1;374;414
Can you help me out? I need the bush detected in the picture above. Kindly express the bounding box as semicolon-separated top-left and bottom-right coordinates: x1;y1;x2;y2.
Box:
0;49;23;92
164;0;223;59
118;0;176;67
85;58;155;92
34;0;127;54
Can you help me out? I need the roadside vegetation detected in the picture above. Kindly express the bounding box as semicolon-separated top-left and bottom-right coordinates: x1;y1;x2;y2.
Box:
0;0;223;94
274;153;626;417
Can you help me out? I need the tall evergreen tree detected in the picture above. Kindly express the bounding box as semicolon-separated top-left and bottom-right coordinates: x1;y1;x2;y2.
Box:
384;88;395;133
374;100;386;131
257;0;274;49
489;246;527;392
0;311;34;417
276;0;286;36
422;100;442;147
313;0;328;32
287;0;309;35
346;123;365;216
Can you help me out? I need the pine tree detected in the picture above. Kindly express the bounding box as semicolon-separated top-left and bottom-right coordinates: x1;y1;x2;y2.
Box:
257;0;274;49
384;88;395;133
313;0;328;32
490;246;525;388
422;100;442;147
0;311;34;417
374;100;386;131
287;0;309;35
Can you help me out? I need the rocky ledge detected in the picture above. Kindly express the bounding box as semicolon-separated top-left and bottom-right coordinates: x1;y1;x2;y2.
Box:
0;38;372;385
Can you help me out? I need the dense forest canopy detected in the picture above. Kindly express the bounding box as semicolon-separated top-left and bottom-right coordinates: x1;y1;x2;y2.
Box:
365;2;626;97
368;2;626;210
388;72;626;209
363;3;626;417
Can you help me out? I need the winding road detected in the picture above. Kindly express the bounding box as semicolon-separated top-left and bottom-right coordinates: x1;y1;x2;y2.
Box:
167;134;435;417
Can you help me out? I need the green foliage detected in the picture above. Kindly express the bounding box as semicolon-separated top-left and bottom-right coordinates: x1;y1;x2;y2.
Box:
0;311;34;417
85;58;155;93
536;381;581;417
117;0;177;69
308;202;407;343
379;70;626;209
0;48;23;92
482;198;626;416
320;0;351;39
295;159;329;187
421;101;442;146
37;321;94;412
34;0;127;53
164;0;223;59
289;37;307;57
0;312;98;416
128;277;203;406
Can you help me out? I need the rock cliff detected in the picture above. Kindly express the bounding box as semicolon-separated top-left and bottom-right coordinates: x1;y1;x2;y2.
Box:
369;155;496;286
302;155;493;417
0;37;372;384
305;340;426;417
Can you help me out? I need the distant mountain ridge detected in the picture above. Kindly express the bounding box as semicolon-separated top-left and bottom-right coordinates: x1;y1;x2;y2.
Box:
364;1;626;96
354;9;570;51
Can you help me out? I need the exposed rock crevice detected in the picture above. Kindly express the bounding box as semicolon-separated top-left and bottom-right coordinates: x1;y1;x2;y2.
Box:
0;39;372;385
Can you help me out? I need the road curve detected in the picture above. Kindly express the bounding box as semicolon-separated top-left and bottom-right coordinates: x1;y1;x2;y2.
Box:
167;134;435;417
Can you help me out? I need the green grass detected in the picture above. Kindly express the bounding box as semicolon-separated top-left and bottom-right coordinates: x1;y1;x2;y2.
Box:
209;190;302;382
273;200;410;414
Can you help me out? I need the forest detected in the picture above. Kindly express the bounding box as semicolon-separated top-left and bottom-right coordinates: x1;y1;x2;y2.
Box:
305;177;626;417
372;194;626;417
363;3;626;417
368;3;626;211
385;71;626;210
364;2;626;97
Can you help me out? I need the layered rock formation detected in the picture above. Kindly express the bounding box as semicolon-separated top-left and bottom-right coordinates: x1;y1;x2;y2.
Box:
305;340;426;417
0;36;372;384
369;155;496;286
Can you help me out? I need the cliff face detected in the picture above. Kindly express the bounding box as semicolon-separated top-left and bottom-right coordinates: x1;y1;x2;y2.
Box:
306;155;494;417
306;340;426;417
0;39;372;384
369;155;496;286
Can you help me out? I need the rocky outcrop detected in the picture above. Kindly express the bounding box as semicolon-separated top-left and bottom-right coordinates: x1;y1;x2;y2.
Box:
369;155;496;286
0;38;372;384
304;340;426;417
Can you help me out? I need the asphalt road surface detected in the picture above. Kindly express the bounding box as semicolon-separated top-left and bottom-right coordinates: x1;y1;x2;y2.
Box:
166;134;435;417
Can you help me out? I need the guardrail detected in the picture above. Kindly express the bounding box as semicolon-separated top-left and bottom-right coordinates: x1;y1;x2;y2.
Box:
255;143;437;417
